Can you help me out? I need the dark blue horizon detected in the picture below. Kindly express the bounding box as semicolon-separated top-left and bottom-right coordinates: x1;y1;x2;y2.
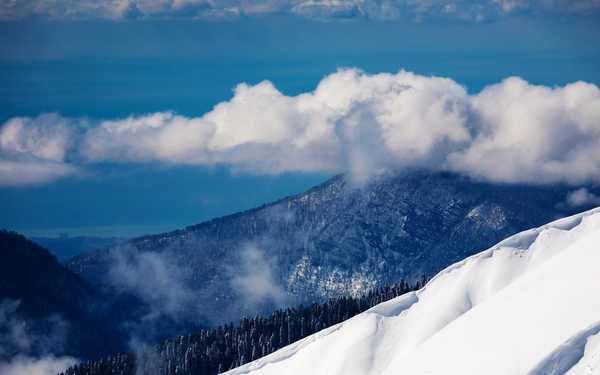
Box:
2;15;600;238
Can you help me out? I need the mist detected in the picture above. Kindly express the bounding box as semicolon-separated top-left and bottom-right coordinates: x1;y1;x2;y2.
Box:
229;244;289;309
0;299;78;375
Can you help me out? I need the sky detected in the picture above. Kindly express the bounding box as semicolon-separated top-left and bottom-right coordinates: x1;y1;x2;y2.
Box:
1;2;600;238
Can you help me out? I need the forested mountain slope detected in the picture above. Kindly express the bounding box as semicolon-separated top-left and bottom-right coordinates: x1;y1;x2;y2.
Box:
65;171;597;325
0;231;128;360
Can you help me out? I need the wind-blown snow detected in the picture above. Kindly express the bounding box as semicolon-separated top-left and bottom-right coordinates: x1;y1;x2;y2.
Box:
225;207;600;375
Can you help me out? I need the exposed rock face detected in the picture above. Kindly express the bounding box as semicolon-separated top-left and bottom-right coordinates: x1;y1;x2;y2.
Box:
65;171;596;325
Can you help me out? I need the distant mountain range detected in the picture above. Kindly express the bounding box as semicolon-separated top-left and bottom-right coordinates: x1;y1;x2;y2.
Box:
0;231;129;360
65;171;597;326
0;231;204;362
31;235;125;261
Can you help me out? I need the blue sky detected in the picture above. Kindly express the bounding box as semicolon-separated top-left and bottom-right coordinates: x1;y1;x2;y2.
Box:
1;8;600;238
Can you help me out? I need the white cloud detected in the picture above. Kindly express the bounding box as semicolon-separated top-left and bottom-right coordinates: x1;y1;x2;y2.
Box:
77;70;474;184
0;159;78;187
1;0;599;20
0;113;79;186
2;69;600;187
447;78;600;184
0;114;74;162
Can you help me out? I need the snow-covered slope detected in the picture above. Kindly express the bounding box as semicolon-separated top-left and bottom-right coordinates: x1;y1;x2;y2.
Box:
225;207;600;375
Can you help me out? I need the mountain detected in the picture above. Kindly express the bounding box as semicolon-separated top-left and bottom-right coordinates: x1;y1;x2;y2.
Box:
65;171;597;326
0;230;122;360
0;230;168;361
31;235;125;261
225;207;600;375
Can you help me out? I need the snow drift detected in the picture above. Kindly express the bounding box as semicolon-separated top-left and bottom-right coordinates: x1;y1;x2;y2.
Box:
225;207;600;375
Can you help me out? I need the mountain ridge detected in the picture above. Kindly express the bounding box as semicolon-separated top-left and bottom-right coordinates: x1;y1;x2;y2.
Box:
0;230;127;360
65;171;598;326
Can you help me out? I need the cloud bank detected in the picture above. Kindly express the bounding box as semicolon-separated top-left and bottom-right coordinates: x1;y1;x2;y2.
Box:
2;69;600;186
0;114;80;186
1;0;599;21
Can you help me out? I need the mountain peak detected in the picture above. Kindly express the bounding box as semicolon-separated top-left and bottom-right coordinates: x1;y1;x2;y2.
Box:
66;171;596;326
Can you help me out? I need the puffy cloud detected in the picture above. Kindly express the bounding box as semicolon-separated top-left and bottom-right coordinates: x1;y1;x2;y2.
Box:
0;114;80;186
2;69;600;186
447;78;600;184
1;0;599;21
0;114;74;162
78;70;473;184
